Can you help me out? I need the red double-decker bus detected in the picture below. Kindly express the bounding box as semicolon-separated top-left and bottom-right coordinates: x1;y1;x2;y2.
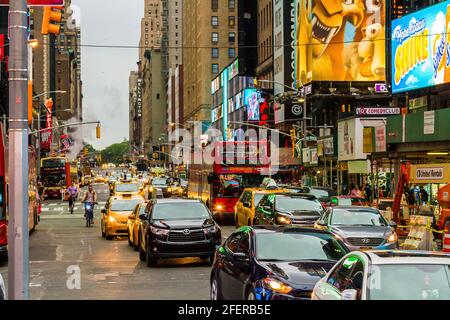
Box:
188;141;271;223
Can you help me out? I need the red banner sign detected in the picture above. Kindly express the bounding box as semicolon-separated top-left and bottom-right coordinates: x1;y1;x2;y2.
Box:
41;111;52;150
0;34;4;62
0;0;64;5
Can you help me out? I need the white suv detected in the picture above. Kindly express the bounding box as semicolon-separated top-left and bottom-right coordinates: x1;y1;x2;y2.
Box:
312;250;450;300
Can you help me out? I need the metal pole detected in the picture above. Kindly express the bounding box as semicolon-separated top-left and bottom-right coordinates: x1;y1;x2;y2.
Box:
37;108;41;174
8;0;29;300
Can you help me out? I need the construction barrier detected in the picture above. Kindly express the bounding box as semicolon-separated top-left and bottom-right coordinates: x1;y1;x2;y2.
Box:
443;233;450;253
401;216;437;251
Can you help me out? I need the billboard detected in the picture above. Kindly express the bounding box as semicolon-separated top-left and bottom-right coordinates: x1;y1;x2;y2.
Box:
0;0;64;5
294;0;386;83
391;0;450;93
244;88;261;121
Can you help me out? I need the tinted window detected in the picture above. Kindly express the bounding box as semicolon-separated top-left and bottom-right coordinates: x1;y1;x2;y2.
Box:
275;197;323;212
368;264;450;300
152;178;168;186
330;209;387;226
116;183;139;192
327;255;362;291
226;233;249;254
42;158;65;168
255;232;348;261
110;199;143;212
152;202;210;220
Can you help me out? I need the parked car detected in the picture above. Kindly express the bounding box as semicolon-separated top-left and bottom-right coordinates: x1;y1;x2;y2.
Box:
138;199;222;267
314;207;398;251
0;272;5;300
210;226;349;300
253;193;324;226
127;201;148;250
235;187;288;228
312;250;450;300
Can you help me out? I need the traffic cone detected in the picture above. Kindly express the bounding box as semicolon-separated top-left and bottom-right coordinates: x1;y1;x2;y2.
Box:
443;232;450;253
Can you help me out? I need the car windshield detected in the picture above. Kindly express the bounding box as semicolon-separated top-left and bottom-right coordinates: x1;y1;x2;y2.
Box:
152;178;168;186
275;197;323;213
256;232;348;261
110;199;142;212
330;209;387;226
368;264;450;300
115;183;139;192
152;202;211;220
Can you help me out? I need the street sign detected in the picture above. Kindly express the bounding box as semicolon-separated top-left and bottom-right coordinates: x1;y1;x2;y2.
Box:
0;0;64;5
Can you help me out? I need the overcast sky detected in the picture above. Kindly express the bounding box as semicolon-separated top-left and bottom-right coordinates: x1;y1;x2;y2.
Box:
72;0;143;149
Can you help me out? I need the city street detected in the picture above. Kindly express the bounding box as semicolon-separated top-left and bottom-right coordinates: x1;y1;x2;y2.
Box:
0;183;234;300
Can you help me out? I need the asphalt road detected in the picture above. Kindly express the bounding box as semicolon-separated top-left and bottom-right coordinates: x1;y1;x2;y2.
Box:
0;183;235;300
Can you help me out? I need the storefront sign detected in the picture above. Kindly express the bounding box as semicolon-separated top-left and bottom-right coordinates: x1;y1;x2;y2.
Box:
408;96;427;111
375;83;388;92
391;0;450;93
375;125;386;152
302;147;310;163
317;137;334;156
310;148;318;165
410;164;450;184
356;107;400;116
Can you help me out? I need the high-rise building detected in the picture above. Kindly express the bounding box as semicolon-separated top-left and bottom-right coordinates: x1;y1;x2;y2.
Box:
139;0;163;64
167;0;182;70
182;0;239;125
256;0;273;90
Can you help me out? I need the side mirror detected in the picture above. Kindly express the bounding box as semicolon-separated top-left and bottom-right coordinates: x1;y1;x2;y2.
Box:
389;221;397;228
138;213;147;221
316;219;326;226
341;289;358;300
128;214;135;220
244;201;251;208
101;209;107;214
233;252;249;262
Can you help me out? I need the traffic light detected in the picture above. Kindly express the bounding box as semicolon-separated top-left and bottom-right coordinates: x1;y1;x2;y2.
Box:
290;129;296;157
96;124;101;139
44;98;53;111
341;104;351;112
290;129;296;139
41;6;63;35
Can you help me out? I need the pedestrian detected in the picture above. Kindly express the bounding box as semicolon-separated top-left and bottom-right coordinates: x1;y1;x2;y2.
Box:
407;189;417;215
364;184;372;202
350;184;360;197
67;182;78;214
82;185;97;222
419;186;429;205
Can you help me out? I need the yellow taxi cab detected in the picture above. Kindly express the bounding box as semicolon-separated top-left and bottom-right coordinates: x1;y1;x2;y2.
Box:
94;174;105;183
235;187;288;228
101;195;145;240
127;201;148;249
111;181;145;198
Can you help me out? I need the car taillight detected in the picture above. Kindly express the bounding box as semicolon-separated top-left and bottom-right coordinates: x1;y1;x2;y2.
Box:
0;221;7;245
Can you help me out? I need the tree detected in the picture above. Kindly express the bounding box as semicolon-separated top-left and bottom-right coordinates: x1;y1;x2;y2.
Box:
100;140;131;165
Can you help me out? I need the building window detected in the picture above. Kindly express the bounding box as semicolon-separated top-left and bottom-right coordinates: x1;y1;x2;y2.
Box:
212;32;219;44
228;16;235;27
212;0;218;11
212;48;219;58
228;32;235;43
156;93;160;100
212;16;219;27
212;63;219;74
228;0;235;10
228;48;236;58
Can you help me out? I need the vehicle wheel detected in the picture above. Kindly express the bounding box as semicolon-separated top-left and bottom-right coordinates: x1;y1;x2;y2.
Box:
208;254;215;265
246;288;256;300
128;232;133;247
146;250;158;267
102;226;106;238
31;214;36;232
210;275;222;300
105;233;113;240
138;239;146;261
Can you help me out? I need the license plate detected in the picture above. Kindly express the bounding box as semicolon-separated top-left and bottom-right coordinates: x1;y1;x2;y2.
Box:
360;247;372;251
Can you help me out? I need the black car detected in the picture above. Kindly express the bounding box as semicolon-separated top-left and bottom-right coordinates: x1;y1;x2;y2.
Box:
302;186;336;204
149;177;170;197
138;199;222;267
254;193;324;226
210;226;349;300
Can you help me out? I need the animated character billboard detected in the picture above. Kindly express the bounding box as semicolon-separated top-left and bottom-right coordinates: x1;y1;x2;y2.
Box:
295;0;386;84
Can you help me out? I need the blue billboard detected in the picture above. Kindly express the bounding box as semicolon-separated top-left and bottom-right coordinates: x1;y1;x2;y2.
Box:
391;0;450;93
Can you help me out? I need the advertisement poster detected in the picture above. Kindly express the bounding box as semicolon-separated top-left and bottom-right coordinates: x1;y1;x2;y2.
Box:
310;148;318;165
41;112;52;150
244;89;261;121
294;0;386;83
391;0;450;93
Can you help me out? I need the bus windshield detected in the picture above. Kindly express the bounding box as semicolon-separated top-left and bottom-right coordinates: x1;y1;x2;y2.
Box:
213;174;264;198
42;158;66;168
42;174;66;187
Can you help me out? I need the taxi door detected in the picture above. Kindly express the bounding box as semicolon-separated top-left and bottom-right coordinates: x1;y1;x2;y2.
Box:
235;191;249;227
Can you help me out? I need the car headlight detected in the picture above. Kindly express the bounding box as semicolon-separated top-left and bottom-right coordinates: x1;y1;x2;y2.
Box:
108;216;117;223
150;225;169;236
263;278;293;294
276;215;292;225
387;232;398;243
203;224;219;234
168;187;172;192
149;186;154;192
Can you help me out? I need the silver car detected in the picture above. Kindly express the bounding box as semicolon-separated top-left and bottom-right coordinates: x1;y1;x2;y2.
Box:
0;273;5;300
315;207;398;251
312;250;450;300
